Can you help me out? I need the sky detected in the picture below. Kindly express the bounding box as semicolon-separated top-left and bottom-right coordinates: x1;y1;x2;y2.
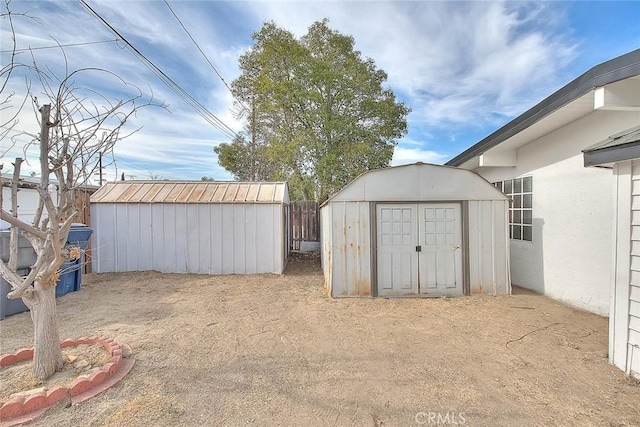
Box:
1;0;639;183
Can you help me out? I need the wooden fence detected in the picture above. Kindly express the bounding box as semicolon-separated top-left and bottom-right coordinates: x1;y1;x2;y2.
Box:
290;201;320;251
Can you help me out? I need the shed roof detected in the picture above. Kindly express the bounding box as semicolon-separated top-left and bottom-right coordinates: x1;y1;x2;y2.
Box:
583;125;640;167
323;162;508;205
91;181;289;204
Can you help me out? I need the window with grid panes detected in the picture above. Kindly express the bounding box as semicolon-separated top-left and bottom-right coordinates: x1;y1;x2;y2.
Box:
493;176;532;241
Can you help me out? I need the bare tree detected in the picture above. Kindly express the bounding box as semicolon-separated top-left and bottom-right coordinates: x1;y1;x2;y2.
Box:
0;1;160;380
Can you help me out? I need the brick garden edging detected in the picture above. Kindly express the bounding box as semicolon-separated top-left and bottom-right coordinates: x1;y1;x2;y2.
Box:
0;337;135;426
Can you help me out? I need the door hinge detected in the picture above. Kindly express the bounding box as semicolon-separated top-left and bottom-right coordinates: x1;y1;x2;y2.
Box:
416;245;422;252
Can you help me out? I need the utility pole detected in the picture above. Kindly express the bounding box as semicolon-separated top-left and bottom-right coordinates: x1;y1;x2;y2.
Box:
94;152;105;185
98;152;103;185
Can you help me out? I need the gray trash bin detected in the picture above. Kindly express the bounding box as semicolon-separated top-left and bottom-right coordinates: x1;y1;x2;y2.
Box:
0;268;29;319
0;231;34;319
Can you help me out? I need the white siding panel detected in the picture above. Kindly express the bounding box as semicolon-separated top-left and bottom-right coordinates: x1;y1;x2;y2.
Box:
320;206;333;294
138;204;153;271
467;201;481;292
633;241;640;257
197;204;211;274
186;205;200;273
233;204;246;273
221;204;234;274
115;204;129;272
92;204;116;273
93;202;285;275
151;205;165;272
330;202;347;296
128;204;143;271
326;201;372;297
493;200;510;294
629;308;640;334
172;204;187;273
480;201;495;290
210;204;223;274
244;205;257;274
631;285;640;303
631;270;640;286
630;329;640;346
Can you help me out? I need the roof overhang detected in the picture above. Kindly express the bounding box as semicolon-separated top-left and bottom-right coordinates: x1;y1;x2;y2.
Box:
446;49;640;169
583;125;640;167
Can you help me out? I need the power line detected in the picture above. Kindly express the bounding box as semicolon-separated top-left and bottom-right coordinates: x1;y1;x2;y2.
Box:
0;39;121;54
78;0;238;140
162;0;234;96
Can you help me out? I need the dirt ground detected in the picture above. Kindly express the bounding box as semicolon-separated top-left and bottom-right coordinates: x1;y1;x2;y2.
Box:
1;252;639;427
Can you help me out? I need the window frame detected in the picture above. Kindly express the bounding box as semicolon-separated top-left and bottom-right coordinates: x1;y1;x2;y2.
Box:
493;176;533;242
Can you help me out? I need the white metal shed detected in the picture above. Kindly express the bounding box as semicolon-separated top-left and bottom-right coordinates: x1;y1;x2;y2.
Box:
90;181;290;275
321;162;510;297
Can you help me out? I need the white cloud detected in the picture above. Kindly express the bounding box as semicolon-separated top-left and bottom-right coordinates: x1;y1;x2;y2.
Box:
0;0;605;182
392;146;448;166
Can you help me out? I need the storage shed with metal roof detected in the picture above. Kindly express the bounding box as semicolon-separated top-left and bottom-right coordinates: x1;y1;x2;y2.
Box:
320;163;510;298
90;181;290;274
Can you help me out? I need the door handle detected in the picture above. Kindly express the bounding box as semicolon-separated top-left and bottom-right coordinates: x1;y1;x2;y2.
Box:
416;245;422;252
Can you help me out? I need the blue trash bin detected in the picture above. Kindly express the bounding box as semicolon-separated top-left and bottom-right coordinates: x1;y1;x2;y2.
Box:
66;224;93;251
56;224;93;297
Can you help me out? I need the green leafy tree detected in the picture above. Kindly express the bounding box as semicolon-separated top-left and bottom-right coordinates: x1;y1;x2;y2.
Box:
216;19;410;201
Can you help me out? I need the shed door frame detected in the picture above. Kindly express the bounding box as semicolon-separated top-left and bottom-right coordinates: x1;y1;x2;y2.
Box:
370;201;469;297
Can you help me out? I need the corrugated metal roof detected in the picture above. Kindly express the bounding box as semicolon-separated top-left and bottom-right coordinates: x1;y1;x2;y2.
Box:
90;181;288;204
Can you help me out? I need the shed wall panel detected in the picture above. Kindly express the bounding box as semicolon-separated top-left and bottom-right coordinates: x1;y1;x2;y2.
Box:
210;204;223;274
466;200;510;294
320;206;332;293
92;202;285;275
233;204;246;274
150;205;163;271
325;202;372;297
197;204;211;274
138;204;153;271
492;200;510;294
467;201;481;291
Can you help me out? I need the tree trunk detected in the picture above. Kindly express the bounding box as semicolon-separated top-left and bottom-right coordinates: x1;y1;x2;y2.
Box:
27;282;63;380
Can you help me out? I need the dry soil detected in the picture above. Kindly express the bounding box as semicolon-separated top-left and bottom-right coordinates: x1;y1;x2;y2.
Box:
1;252;639;426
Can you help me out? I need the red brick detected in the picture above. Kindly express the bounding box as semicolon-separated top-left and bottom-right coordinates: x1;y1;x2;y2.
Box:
112;348;122;358
14;348;34;363
88;370;108;387
69;378;93;397
46;386;68;405
0;354;17;367
76;336;91;345
102;362;117;375
107;355;122;369
60;338;76;348
0;397;26;420
22;392;47;413
89;336;100;343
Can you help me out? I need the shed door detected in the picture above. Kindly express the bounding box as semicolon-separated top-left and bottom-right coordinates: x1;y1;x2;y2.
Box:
418;204;463;296
377;203;463;296
376;205;419;295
